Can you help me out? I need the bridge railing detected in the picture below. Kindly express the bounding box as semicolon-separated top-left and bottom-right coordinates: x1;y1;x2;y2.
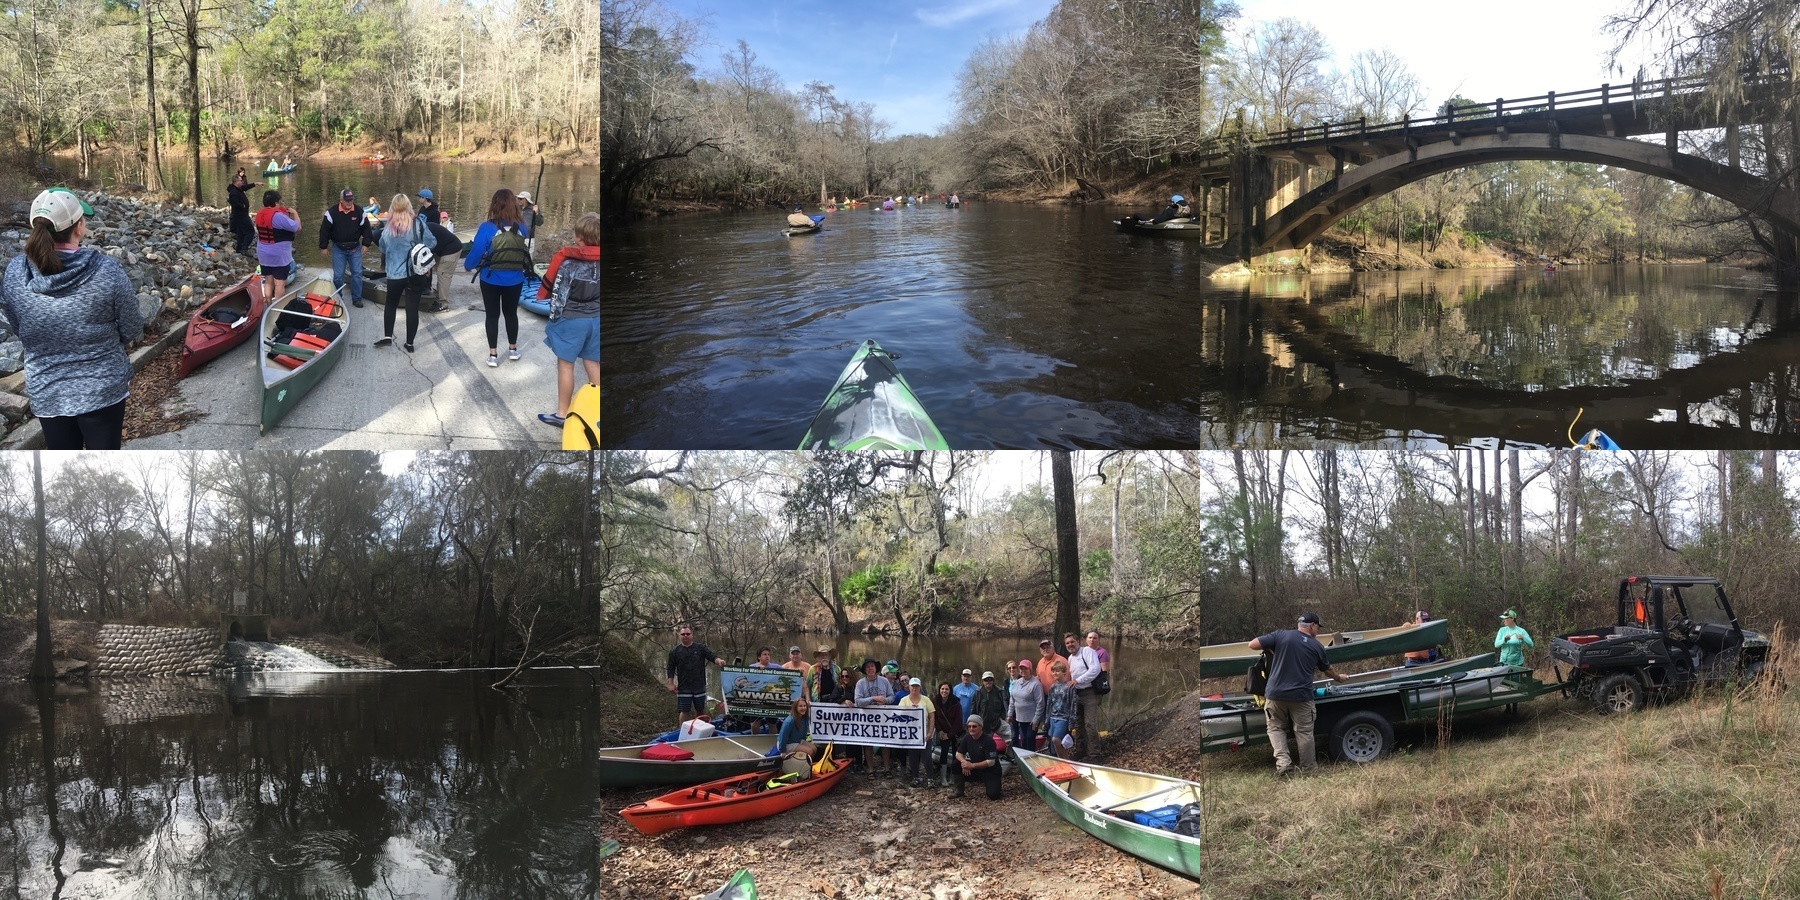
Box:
1252;70;1790;150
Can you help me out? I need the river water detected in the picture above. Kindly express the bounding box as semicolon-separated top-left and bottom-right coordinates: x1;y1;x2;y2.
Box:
0;670;601;899
90;158;597;235
602;202;1800;448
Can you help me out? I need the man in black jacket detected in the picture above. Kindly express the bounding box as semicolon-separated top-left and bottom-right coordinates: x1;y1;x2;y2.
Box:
226;170;254;256
422;218;463;311
318;188;375;307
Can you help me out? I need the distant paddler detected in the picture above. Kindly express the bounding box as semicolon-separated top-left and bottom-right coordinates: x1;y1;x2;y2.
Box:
1121;193;1191;225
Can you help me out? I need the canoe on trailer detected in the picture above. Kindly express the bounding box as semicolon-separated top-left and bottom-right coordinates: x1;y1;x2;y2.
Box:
597;734;782;789
620;756;850;835
1195;617;1449;678
798;339;949;451
518;262;553;317
1113;217;1207;237
1014;748;1204;880
1195;651;1498;708
178;274;266;378
258;276;349;433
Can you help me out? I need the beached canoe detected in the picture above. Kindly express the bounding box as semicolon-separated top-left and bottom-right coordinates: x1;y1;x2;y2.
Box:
178;274;266;378
798;339;949;451
620;756;850;836
258;276;348;433
598;733;780;789
1014;748;1204;880
1195;617;1450;678
704;870;757;900
1113;217;1207;237
1195;652;1498;708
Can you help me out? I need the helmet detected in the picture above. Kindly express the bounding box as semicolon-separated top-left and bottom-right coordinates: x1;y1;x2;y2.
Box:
1171;194;1185;203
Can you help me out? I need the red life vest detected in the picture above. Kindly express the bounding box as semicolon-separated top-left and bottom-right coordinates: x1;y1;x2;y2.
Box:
254;207;296;245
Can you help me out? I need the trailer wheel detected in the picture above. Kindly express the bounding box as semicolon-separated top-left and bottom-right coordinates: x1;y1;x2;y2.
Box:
1329;711;1394;764
1592;673;1643;715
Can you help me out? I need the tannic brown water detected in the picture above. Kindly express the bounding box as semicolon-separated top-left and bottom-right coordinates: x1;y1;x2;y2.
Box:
602;202;1800;448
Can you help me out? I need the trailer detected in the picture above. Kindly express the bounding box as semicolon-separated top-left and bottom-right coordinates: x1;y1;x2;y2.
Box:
1197;665;1562;763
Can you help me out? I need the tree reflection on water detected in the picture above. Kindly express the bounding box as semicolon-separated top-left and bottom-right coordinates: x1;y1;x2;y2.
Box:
0;670;600;899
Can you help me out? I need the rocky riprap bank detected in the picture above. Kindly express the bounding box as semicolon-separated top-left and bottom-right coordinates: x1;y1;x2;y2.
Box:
0;190;255;442
87;624;392;676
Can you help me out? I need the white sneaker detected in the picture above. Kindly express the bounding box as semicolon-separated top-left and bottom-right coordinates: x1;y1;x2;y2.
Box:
486;354;499;368
507;348;520;361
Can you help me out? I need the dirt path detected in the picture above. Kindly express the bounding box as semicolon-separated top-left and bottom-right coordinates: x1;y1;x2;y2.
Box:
598;760;1205;900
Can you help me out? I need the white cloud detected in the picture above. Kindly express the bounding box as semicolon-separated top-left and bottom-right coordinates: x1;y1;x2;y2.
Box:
914;0;1023;29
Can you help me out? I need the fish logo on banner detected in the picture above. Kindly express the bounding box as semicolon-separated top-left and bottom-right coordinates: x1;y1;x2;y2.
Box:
807;705;929;749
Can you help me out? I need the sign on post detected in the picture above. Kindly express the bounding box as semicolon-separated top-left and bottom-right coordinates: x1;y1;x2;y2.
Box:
720;666;804;719
808;705;928;749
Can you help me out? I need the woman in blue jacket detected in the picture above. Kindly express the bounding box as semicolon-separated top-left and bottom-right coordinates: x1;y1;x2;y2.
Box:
375;193;435;353
463;188;533;368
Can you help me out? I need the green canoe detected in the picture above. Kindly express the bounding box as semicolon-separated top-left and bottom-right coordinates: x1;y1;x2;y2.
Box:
597;734;780;789
1195;617;1450;678
704;870;757;900
798;339;949;450
1195;651;1498;708
1014;748;1204;880
259;276;349;433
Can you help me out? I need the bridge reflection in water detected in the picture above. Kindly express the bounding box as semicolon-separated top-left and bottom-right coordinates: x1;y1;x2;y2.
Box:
1196;265;1800;447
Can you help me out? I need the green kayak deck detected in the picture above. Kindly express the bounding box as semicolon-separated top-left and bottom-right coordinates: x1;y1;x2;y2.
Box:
798;339;949;450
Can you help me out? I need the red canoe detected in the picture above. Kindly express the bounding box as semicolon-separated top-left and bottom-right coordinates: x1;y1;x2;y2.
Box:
620;757;850;836
178;274;267;378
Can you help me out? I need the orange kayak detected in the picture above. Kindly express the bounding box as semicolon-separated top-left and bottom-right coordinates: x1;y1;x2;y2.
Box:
620;757;850;836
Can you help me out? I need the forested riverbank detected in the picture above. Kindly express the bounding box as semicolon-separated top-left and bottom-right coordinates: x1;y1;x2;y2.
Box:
606;0;1791;270
0;0;599;204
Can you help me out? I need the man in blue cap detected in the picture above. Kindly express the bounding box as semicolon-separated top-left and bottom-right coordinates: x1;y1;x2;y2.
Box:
1249;612;1348;776
1150;193;1192;223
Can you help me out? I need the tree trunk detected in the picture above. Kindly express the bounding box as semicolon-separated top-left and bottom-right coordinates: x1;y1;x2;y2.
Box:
32;452;51;682
1051;450;1081;641
186;3;202;205
145;3;164;192
1565;451;1581;564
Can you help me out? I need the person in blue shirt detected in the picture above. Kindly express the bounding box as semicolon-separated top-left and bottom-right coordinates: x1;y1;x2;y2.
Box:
775;696;816;760
1248;612;1348;776
463;188;532;368
951;668;980;726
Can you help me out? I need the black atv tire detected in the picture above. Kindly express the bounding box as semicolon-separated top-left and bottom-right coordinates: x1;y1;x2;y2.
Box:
1329;710;1395;763
1592;673;1643;715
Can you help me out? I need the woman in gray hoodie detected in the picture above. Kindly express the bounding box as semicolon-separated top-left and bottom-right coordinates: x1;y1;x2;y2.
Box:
0;188;141;448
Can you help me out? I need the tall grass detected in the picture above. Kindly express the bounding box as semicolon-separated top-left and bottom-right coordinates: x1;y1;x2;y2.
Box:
1190;636;1800;900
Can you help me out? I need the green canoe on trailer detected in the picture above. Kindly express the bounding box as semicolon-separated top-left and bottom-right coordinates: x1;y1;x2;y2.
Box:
1194;616;1450;679
1014;748;1205;880
798;339;949;450
259;276;349;433
1195;652;1498;709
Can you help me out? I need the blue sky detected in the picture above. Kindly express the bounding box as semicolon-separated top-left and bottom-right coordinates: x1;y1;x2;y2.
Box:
661;0;1625;136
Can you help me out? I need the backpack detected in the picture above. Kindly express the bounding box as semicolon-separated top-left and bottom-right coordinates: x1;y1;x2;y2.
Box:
408;242;436;276
481;224;532;274
1245;651;1272;701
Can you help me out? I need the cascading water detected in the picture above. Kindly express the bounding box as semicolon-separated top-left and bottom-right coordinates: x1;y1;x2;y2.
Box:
222;640;342;673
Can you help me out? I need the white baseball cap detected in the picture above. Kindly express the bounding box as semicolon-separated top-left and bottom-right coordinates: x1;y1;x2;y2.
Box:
908;677;921;686
31;188;92;232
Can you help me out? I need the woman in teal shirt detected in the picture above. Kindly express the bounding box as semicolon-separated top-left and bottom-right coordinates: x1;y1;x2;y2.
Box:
1495;609;1535;667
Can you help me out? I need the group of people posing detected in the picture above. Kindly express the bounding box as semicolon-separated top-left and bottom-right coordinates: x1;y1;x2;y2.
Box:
664;629;1115;802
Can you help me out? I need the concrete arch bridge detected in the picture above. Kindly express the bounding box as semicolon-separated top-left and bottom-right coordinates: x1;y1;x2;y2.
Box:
1174;73;1800;260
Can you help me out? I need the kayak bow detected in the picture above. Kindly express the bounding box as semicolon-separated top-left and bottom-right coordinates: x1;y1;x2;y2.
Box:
798;340;949;451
